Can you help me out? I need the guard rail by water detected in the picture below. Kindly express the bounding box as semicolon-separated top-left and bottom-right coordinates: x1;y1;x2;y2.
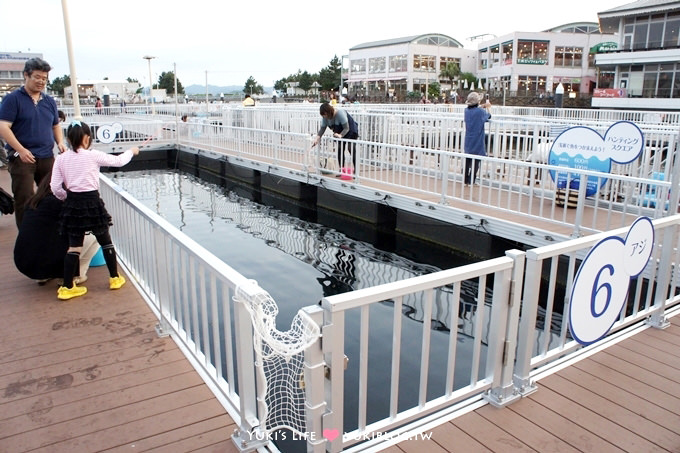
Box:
100;173;680;453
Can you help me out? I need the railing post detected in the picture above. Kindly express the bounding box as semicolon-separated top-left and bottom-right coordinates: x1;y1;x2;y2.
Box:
512;250;541;397
647;221;675;329
231;284;269;453
321;302;345;453
570;173;588;238
440;152;450;205
153;227;172;337
302;305;327;453
484;250;525;407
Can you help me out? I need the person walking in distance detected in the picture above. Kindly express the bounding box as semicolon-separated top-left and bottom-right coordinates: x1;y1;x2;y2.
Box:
463;92;491;185
0;58;66;227
50;120;139;300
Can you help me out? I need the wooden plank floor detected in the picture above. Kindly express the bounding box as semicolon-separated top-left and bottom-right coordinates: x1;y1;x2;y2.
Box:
0;168;237;452
386;316;680;453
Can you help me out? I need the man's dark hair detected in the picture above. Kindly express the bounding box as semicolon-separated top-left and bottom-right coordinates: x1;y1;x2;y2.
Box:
319;102;334;117
23;58;52;76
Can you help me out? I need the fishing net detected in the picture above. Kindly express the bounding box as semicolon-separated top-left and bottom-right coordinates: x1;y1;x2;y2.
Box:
234;280;321;437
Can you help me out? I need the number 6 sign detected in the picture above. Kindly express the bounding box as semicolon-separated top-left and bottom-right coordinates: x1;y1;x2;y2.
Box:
569;217;654;345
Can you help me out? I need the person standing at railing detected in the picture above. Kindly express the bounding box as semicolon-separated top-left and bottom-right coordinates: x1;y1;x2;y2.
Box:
0;57;66;228
50;120;139;300
463;92;491;185
311;102;359;176
242;94;255;107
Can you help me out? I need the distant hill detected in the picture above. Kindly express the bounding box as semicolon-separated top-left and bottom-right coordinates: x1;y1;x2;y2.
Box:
185;84;274;96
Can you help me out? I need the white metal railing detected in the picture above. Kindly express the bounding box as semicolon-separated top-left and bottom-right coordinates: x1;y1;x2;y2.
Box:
94;107;680;452
99;176;278;453
172;118;678;243
100;167;680;453
305;215;680;453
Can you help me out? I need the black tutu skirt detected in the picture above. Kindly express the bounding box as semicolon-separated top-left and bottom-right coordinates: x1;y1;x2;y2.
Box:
58;190;112;238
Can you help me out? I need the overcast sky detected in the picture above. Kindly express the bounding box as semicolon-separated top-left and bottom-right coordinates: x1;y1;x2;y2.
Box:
2;0;625;89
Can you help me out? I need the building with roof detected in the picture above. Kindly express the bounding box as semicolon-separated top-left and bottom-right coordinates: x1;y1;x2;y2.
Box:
63;79;141;104
594;0;680;110
475;23;616;99
344;34;477;102
0;51;42;97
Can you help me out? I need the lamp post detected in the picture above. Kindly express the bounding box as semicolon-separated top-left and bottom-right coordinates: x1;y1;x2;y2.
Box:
60;0;82;119
555;82;564;109
143;55;156;115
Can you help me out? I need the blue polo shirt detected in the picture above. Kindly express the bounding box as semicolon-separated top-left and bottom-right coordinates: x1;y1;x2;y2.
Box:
0;86;59;159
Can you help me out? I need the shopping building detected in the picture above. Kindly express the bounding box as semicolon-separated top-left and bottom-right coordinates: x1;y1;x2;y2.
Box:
475;23;616;99
0;51;42;98
343;34;477;102
594;0;680;110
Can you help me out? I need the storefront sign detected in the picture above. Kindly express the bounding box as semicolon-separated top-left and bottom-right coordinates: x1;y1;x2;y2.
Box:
593;88;627;98
517;58;548;65
590;42;618;53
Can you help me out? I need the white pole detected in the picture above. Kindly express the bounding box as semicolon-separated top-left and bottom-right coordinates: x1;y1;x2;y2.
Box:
143;55;156;115
60;0;82;119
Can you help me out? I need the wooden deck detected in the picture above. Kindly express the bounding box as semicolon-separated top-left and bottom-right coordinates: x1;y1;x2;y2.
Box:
0;169;237;452
386;316;680;453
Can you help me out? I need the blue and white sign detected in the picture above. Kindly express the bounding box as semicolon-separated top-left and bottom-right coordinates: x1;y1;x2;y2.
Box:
96;122;123;144
549;121;644;196
569;217;654;345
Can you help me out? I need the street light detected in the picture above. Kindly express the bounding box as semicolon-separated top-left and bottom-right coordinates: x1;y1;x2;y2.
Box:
143;55;156;115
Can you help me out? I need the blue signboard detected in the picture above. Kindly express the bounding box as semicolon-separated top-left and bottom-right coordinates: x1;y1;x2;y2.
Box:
548;121;644;196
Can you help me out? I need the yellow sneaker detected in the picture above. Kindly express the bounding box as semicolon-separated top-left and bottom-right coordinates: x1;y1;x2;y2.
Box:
57;285;88;300
109;276;126;290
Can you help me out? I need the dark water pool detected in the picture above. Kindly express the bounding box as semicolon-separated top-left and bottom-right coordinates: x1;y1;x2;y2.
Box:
110;169;503;448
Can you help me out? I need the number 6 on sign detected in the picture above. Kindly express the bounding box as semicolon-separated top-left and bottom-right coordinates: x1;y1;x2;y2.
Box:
569;217;654;345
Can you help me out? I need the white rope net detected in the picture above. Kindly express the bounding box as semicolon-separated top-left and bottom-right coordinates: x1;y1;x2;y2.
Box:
235;280;321;437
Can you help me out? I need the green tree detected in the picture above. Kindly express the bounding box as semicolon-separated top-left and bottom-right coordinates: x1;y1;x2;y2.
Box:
459;72;478;90
127;77;138;83
274;78;287;92
318;55;342;92
48;74;71;96
243;76;264;95
439;62;461;89
298;71;313;94
427;82;441;100
157;71;184;95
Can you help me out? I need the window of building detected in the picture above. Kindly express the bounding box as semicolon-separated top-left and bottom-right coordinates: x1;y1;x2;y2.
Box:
413;55;436;72
414;35;461;47
478;48;488;70
554;46;583;68
389;55;408;73
664;17;680;47
489;45;500;68
597;68;616;89
369;57;386;74
517;40;549;65
502;41;513;66
350;59;366;74
624;13;680;50
518;75;548;95
439;57;460;72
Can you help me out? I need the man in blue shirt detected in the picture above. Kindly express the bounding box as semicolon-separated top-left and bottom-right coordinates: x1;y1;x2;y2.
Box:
0;58;66;227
